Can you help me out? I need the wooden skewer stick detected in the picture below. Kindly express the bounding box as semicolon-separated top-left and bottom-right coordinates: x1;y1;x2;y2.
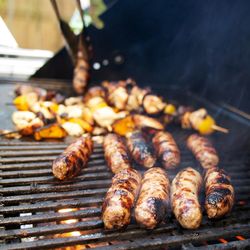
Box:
0;130;20;137
212;124;229;133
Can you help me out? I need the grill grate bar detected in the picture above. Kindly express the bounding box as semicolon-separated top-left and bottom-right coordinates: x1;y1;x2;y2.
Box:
0;220;104;240
1;188;107;205
0;179;111;195
192;239;250;250
0;172;112;185
0;163;107;173
2;224;249;250
0;197;104;214
0;208;102;226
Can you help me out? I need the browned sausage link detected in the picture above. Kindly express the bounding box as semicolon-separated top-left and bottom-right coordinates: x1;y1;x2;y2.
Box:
103;133;131;174
171;167;202;229
205;167;234;219
135;167;170;229
127;131;156;168
152;131;180;169
187;134;219;169
102;168;141;229
73;50;90;94
52;136;93;180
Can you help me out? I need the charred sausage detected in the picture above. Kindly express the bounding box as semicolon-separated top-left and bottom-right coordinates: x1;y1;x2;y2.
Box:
171;167;202;229
102;168;141;229
103;133;131;174
135;167;170;229
205;167;234;219
187;134;219;169
152;131;180;169
52;136;93;180
127;130;156;168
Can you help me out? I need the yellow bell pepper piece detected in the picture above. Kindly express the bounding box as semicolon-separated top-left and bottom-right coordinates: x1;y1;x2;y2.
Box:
13;95;29;111
164;104;176;115
197;115;215;135
68;118;93;132
34;123;67;141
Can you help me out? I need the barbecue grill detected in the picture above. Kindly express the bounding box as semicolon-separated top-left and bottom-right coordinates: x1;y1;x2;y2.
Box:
1;0;250;249
0;81;249;249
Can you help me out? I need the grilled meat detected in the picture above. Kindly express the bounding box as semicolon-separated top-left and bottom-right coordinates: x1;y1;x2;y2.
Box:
52;136;93;180
205;167;234;219
135;167;170;229
142;94;166;115
102;168;141;229
187;134;219;169
127;131;156;168
73;48;90;94
133;114;164;130
102;81;129;110
171;167;202;229
84;86;106;102
103;133;131;174
152;131;180;169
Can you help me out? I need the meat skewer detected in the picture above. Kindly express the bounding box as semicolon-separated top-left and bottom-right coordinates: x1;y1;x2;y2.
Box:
52;135;93;180
127;130;156;168
205;167;234;219
171;167;202;229
187;134;219;169
152;131;180;169
102;168;141;229
181;108;228;135
103;133;131;174
135;167;170;229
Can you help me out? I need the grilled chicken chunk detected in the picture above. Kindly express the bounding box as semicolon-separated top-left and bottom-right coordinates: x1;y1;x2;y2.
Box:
187;134;219;169
102;81;129;110
152;131;180;169
103;133;131;174
135;167;170;229
127;131;156;168
205;167;234;219
133;114;164;130
102;168;141;229
171;167;202;229
142;94;166;115
52;136;93;180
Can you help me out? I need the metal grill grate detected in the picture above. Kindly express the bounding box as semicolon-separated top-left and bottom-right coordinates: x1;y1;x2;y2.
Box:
0;129;250;250
0;86;250;250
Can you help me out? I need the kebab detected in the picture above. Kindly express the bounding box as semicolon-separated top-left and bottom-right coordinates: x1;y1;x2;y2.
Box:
180;108;228;135
102;168;141;229
135;167;170;229
152;131;180;169
127;130;156;168
52;135;93;180
205;167;234;219
171;167;203;229
187;134;219;169
103;133;131;174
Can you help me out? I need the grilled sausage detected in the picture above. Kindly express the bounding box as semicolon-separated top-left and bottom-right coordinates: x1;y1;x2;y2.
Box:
171;167;202;229
205;167;234;219
103;133;131;174
102;168;141;229
52;136;93;180
73;49;90;94
152;131;180;169
135;167;170;229
127;130;156;168
187;134;219;169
